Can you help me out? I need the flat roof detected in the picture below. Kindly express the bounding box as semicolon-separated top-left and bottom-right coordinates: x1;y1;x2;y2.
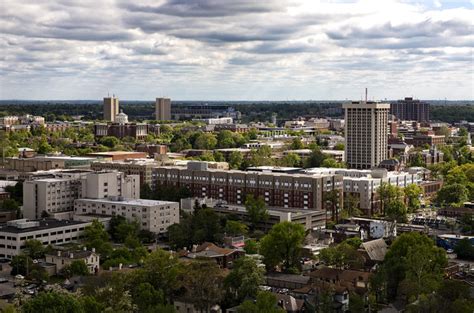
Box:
216;204;324;216
0;219;88;234
76;198;178;206
87;151;146;156
29;178;75;183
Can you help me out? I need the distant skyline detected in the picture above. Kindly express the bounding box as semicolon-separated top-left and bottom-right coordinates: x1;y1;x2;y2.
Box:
1;0;473;101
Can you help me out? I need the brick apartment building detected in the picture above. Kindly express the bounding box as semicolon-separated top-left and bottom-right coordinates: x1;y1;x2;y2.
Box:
152;162;343;212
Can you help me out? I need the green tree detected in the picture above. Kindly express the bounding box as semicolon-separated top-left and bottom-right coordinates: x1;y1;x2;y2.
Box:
228;151;244;169
61;260;89;277
377;182;403;215
192;208;223;244
321;157;344;168
404;184;423;212
342;193;361;218
237;291;285;313
409;152;425;167
132;282;166;313
260;222;305;272
99;136;120;148
381;232;447;300
385;199;408;223
278;153;301;167
319;241;364;269
289;138;304;150
436;183;469;207
244;239;260;254
182;261;224;312
83;220;112;259
0;198;19;211
217;130;236;148
22;291;83;313
138;249;183;302
224;220;248;236
454;238;474;260
194;132;217;150
435;125;451;138
304;147;326;168
24;239;45;259
225;256;265;305
245;195;269;231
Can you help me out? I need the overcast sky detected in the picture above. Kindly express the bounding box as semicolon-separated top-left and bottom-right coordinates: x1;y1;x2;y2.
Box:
1;0;473;100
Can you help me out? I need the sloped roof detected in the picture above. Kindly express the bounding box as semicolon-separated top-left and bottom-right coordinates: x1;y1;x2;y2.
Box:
360;238;388;261
195;242;235;256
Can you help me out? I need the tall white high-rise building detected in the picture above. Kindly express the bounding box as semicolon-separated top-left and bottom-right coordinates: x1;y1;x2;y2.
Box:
343;101;390;169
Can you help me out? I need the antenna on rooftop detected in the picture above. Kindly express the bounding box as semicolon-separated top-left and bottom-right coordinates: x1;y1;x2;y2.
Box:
365;88;368;102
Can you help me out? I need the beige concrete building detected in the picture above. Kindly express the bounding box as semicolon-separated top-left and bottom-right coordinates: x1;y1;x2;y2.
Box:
155;98;171;121
23;171;140;220
343;101;390;169
74;198;179;234
103;96;119;122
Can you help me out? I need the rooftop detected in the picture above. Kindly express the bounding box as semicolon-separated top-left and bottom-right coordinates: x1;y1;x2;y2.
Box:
0;219;88;234
76;197;177;206
87;151;147;156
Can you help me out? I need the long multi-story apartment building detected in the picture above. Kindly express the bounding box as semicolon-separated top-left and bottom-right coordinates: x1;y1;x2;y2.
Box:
343;101;390;169
305;168;422;215
23;171;140;220
390;97;429;122
152;162;343;213
74;198;179;234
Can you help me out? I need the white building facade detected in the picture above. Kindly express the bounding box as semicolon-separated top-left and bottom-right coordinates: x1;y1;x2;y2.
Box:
74;198;179;234
0;219;91;259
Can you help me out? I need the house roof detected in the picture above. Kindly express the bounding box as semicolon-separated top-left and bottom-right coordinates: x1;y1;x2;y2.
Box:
266;273;311;285
360;238;388;261
195;242;235;256
274;293;304;312
184;242;237;259
309;268;372;283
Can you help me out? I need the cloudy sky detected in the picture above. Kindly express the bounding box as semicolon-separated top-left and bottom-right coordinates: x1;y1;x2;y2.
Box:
0;0;473;100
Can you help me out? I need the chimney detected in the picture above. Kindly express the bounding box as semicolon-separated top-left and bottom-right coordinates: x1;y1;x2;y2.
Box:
92;248;95;253
83;246;87;251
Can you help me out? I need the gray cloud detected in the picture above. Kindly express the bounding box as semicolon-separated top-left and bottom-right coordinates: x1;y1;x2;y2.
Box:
0;0;473;100
122;0;286;18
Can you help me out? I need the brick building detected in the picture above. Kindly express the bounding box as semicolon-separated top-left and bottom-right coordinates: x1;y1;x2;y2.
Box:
152;162;343;212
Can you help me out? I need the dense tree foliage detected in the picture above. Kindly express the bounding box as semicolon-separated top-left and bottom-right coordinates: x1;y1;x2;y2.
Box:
260;222;306;272
245;195;269;231
379;232;447;301
319;238;364;269
168;207;224;249
225;256;265;305
237;291;285;313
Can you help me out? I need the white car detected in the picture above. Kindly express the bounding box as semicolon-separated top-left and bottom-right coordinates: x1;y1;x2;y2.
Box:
15;274;25;280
